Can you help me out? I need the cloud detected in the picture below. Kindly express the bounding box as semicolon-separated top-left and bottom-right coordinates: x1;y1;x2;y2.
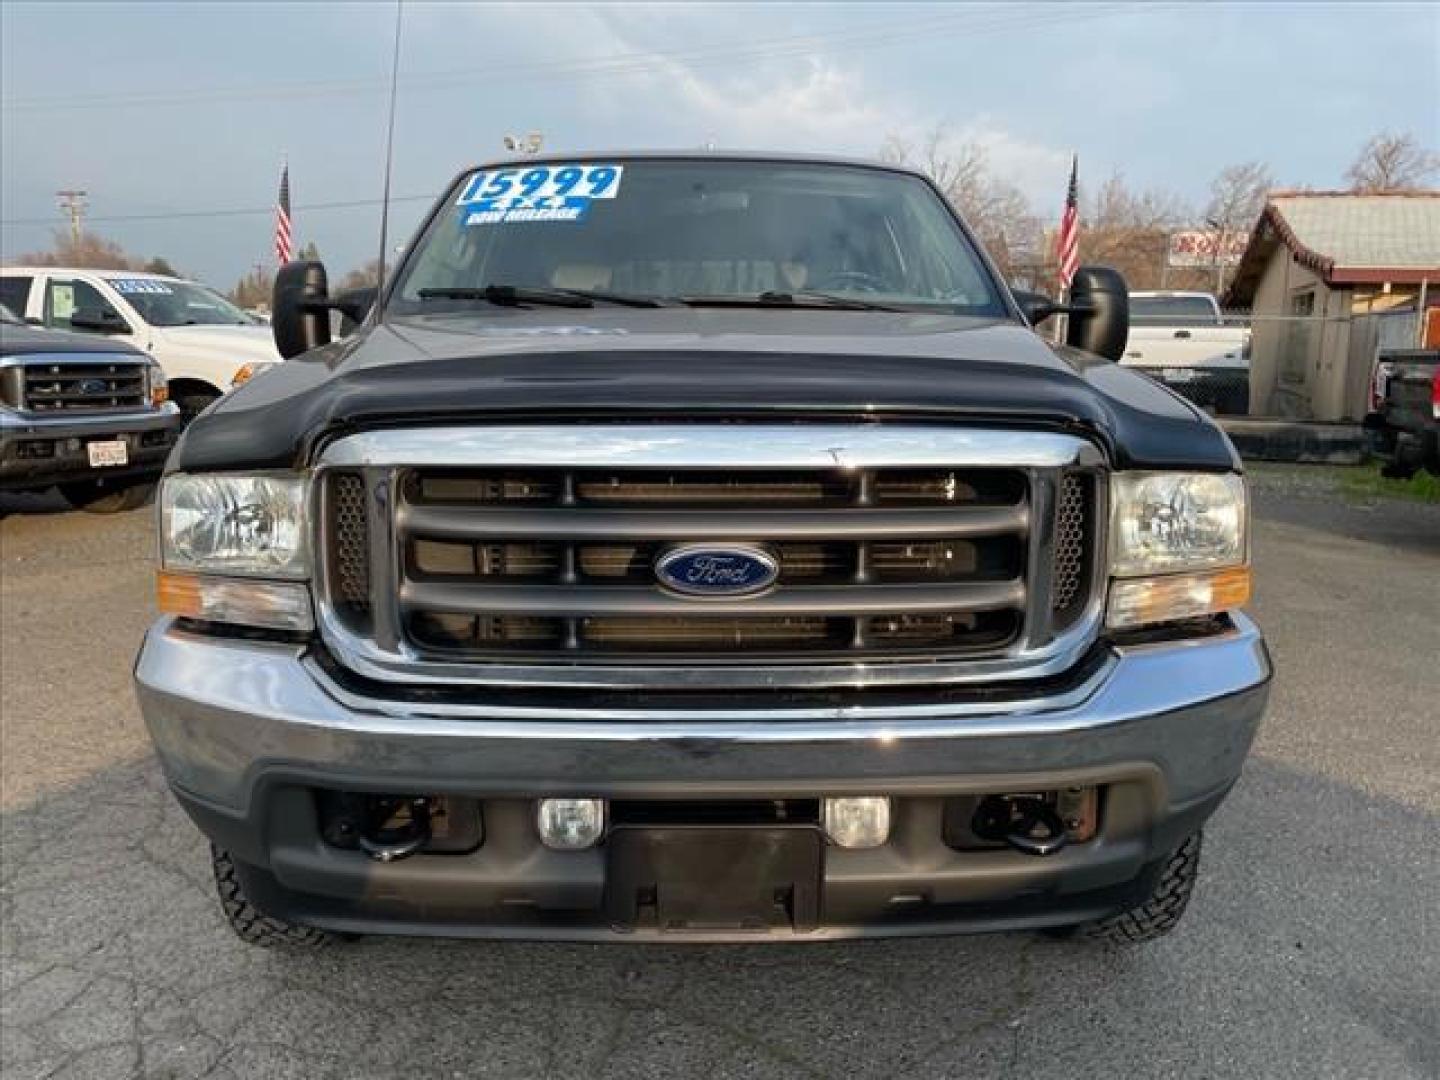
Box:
928;118;1074;209
487;3;1071;198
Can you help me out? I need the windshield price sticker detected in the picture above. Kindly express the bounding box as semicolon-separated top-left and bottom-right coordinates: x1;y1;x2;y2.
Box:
113;279;174;294
457;164;623;225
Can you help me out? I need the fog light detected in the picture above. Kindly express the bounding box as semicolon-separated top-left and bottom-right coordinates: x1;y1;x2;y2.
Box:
536;798;606;850
822;796;891;849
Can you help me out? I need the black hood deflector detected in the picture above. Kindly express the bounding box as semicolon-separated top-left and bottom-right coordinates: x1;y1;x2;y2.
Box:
174;318;1238;473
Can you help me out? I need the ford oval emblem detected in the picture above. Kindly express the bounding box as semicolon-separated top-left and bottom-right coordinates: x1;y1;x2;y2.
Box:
655;544;780;598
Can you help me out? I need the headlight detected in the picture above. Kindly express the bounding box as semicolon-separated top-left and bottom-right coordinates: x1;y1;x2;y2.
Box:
1109;472;1246;577
160;473;309;578
1107;471;1249;630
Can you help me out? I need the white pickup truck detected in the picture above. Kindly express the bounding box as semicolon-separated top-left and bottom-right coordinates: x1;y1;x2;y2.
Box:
1122;291;1250;414
0;267;280;422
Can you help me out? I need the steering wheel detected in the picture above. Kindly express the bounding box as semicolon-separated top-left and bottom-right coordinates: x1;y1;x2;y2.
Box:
808;269;888;294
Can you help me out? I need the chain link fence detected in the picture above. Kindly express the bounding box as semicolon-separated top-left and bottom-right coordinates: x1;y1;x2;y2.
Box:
1125;308;1424;420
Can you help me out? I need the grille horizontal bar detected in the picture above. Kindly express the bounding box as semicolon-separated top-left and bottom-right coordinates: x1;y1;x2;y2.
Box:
396;504;1029;541
399;579;1026;618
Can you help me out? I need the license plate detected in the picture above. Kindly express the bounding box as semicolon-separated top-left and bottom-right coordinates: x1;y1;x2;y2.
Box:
87;440;128;467
1163;368;1198;383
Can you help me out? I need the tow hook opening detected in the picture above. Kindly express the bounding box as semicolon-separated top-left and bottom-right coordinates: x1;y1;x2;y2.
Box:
974;795;1069;856
357;796;433;862
316;791;483;860
943;786;1101;855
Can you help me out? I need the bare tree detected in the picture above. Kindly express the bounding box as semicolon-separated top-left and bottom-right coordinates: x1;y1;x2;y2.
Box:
1075;171;1191;290
1201;161;1272;294
880;127;1042;278
17;228;136;270
336;259;382;293
1344;131;1439;192
1205;161;1272;236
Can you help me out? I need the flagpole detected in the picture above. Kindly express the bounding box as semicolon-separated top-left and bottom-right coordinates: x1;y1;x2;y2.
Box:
374;0;404;300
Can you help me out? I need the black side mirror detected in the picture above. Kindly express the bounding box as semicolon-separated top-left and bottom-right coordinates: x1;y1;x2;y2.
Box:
1012;289;1062;326
69;306;130;334
1066;266;1129;362
272;260;332;359
333;287;377;337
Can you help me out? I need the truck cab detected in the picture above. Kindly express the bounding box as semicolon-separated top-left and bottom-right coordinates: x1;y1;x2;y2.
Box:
0;267;281;423
134;153;1269;947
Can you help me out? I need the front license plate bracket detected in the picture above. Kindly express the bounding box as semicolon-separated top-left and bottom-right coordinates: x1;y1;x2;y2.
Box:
605;826;823;933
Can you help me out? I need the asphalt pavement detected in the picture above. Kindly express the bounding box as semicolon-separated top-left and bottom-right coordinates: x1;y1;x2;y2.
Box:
1;468;1437;1079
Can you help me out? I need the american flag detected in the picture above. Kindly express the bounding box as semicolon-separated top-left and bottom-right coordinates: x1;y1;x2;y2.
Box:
1055;155;1079;292
274;163;293;266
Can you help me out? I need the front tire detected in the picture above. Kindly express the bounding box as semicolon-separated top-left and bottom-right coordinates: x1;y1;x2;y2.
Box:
211;846;337;949
1080;831;1203;945
58;480;155;514
176;390;221;426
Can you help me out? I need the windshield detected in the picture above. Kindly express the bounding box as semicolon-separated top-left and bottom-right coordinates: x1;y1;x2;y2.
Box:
1130;295;1219;327
391;159;1006;316
110;278;256;327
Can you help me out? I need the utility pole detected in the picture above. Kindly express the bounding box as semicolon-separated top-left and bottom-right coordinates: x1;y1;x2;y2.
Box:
56;189;88;247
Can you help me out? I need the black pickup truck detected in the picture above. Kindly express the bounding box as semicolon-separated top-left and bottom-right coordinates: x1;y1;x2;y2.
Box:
1365;347;1440;478
135;153;1270;947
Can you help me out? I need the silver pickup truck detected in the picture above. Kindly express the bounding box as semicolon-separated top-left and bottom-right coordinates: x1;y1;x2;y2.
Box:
1;304;180;510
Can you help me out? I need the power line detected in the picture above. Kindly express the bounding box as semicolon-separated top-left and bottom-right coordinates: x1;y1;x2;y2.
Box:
2;3;1169;114
1;194;436;229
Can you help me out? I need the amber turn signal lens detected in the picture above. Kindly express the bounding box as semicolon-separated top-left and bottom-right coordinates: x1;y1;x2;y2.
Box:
1106;566;1251;629
156;570;313;632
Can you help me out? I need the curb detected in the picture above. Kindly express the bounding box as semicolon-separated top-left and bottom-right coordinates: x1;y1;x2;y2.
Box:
1218;419;1366;465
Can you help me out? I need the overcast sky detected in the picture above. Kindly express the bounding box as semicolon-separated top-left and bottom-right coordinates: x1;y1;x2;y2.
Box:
2;1;1436;288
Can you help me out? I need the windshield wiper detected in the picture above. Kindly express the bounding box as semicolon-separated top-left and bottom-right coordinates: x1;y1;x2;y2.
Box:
677;291;901;312
417;285;669;309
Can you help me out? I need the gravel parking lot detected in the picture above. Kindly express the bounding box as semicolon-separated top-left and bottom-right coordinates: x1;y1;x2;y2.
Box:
2;467;1437;1080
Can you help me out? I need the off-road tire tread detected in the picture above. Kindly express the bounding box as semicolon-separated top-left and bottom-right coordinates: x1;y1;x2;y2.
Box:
1083;831;1202;944
211;846;334;948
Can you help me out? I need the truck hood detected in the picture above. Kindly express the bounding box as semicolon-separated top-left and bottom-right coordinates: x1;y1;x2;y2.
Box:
177;309;1238;471
147;324;280;363
1;321;149;358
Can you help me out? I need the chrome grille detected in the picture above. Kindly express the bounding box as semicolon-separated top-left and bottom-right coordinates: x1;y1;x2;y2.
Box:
316;425;1104;689
20;360;146;413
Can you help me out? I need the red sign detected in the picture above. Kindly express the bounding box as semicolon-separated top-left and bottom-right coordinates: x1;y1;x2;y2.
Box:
1167;230;1249;268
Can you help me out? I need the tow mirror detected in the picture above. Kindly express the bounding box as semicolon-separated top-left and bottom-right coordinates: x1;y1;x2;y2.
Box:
272;260;332;359
1013;290;1062;326
333;286;377;337
69;306;130;334
1066;266;1129;362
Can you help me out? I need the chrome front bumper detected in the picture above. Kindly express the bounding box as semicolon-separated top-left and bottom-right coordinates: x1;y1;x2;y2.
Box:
134;614;1269;938
136;613;1270;813
0;404;181;489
